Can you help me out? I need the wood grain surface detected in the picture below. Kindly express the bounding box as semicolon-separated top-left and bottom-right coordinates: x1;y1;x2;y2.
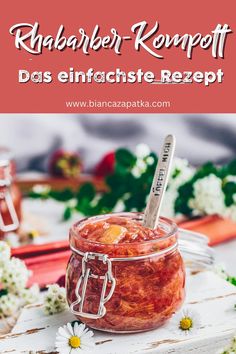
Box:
1;271;236;354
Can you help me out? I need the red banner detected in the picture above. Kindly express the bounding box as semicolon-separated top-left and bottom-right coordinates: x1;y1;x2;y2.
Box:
1;0;236;113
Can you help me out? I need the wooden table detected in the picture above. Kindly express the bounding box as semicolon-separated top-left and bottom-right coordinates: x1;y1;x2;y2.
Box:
1;271;236;354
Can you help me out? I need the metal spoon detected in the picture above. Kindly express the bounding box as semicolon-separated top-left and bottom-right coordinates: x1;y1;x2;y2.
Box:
143;134;176;229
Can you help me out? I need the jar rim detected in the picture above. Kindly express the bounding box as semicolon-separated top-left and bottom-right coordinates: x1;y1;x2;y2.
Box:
69;212;178;248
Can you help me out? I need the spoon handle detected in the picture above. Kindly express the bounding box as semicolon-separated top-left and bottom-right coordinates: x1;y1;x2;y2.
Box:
143;134;176;229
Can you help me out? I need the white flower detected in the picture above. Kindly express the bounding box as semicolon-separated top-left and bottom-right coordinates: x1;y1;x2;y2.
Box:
0;257;31;293
131;159;147;178
32;184;51;194
44;284;67;315
188;174;226;216
135;144;150;159
131;166;142;178
112;193;130;213
224;204;236;223
161;188;179;219
0;241;11;265
55;322;94;353
131;144;151;178
20;284;40;305
161;158;195;218
67;199;77;209
113;199;125;213
171;308;201;335
223;193;236;222
0;293;20;318
168;158;195;189
4;233;20;248
225;175;236;184
146;156;155;165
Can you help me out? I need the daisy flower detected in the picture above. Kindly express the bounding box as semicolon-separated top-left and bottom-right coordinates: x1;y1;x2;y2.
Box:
171;308;201;335
55;322;94;353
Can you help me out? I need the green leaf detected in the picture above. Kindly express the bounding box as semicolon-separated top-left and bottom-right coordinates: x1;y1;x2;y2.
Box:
97;193;118;210
77;183;95;201
172;168;181;179
106;174;122;190
50;188;74;202
0;289;8;297
76;198;94;216
227;276;236;286
63;206;72;221
192;162;218;181
124;192;146;211
220;160;236;178
175;181;194;216
28;190;49;200
222;182;236;206
115;149;136;169
174;162;220;217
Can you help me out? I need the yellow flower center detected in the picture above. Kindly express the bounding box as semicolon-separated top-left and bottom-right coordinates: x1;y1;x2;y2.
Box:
179;317;193;331
28;230;39;239
69;336;81;348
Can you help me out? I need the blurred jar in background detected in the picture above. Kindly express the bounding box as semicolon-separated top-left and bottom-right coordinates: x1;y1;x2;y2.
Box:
0;148;21;238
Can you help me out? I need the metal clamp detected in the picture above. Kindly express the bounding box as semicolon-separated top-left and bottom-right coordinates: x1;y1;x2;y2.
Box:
0;161;19;232
70;252;116;319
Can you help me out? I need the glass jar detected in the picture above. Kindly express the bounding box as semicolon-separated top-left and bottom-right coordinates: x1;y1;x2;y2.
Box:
0;148;21;236
66;212;185;333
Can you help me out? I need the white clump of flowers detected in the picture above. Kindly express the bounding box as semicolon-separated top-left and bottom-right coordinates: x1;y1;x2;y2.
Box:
135;143;151;159
113;193;130;213
32;184;51;195
4;233;20;248
224;175;236;183
0;293;20;319
131;144;151;178
0;241;11;265
0;257;31;293
113;199;126;213
20;284;40;305
0;240;40;319
224;194;236;222
161;158;195;218
43;284;68;315
67;198;77;209
224;204;236;222
188;174;226;216
217;334;236;354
